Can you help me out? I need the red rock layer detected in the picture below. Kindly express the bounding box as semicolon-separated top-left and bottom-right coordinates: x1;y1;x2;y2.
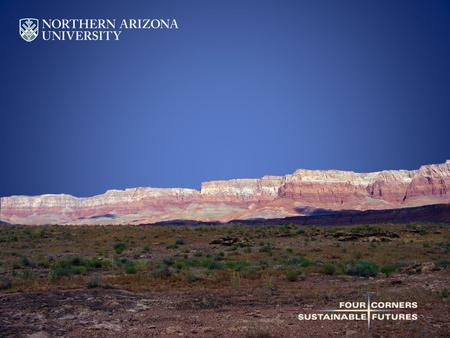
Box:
1;160;449;225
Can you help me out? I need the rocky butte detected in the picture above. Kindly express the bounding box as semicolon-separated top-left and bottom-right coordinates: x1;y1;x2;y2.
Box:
1;160;449;225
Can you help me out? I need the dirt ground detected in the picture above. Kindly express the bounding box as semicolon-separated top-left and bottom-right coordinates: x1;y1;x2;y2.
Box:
1;270;449;337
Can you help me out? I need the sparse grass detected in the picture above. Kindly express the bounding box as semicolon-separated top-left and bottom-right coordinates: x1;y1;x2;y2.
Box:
0;223;448;292
259;243;272;254
184;271;198;283
86;274;102;288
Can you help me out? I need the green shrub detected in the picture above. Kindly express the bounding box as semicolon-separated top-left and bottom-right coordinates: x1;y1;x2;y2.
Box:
224;260;251;271
175;238;185;245
435;259;449;269
49;256;108;279
125;262;137;274
380;264;401;277
49;261;71;279
202;258;224;270
114;243;126;254
286;270;299;282
69;256;85;266
323;263;336;275
346;261;378;278
86;257;110;269
143;245;150;253
287;257;312;267
163;257;175;266
174;261;186;270
259;244;272;253
439;289;448;298
71;266;87;274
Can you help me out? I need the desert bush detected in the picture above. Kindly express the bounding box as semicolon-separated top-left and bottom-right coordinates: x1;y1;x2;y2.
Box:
163;257;175;266
175;238;185;245
243;247;252;253
171;260;184;269
346;261;378;278
439;289;448;298
184;271;198;283
202;258;224;270
323;263;336;275
71;266;87;274
259;243;272;253
37;228;49;238
285;270;299;282
49;256;109;279
224;260;251;271
0;233;18;242
406;224;428;235
114;256;129;266
49;260;71;279
125;262;137;274
166;243;179;249
286;257;312;267
435;259;449;269
86;274;102;288
0;276;12;290
21;256;35;268
152;265;172;279
85;257;110;269
193;250;203;257
114;242;126;254
380;263;402;277
240;266;260;280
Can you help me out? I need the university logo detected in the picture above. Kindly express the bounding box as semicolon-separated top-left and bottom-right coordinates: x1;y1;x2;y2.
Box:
19;18;39;42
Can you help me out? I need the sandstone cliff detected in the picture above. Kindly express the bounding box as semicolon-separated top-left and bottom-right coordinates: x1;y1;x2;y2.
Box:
1;160;449;225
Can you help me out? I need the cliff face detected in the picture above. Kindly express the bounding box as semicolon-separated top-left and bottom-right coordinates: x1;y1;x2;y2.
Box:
1;160;449;225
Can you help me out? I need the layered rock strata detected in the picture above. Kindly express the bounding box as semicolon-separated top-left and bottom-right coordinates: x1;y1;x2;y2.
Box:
1;160;449;225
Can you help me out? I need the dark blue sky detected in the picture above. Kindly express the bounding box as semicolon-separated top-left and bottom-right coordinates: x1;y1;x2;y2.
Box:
1;0;449;197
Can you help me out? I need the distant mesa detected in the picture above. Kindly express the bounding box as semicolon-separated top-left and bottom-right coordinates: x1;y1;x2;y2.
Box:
1;160;449;225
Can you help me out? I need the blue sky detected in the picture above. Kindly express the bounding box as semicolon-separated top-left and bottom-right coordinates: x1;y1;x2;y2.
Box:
1;0;449;197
